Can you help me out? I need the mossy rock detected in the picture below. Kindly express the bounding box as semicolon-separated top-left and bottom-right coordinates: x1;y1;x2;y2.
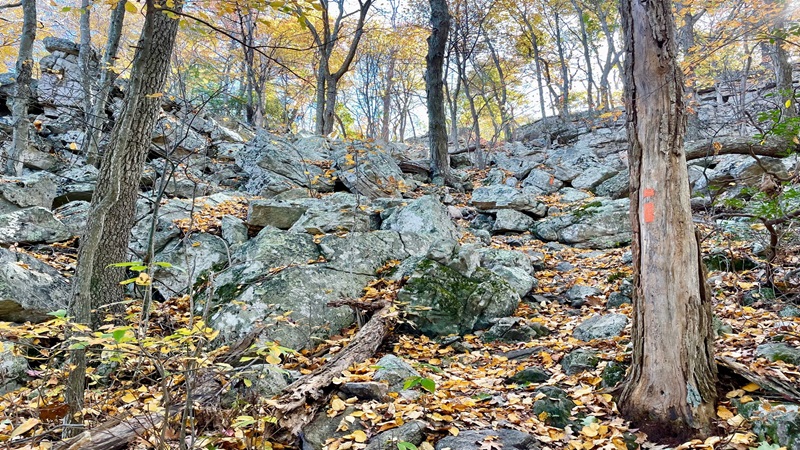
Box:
533;386;575;428
600;361;627;388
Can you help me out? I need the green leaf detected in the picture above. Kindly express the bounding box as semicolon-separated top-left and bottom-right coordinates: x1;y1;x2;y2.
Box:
111;328;129;343
49;309;67;318
68;342;89;350
153;261;173;268
397;442;418;450
108;261;144;268
119;277;138;285
419;378;436;393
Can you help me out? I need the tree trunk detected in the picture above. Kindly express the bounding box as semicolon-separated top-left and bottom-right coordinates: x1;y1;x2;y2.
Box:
322;75;338;135
84;0;126;166
79;0;93;146
314;60;327;135
618;0;717;440
380;50;396;141
554;12;570;117
571;0;594;112
6;0;36;176
65;0;183;430
770;15;796;119
426;0;451;184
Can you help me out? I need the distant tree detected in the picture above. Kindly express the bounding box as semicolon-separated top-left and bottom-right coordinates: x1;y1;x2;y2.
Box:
5;0;35;176
618;0;717;440
426;0;451;184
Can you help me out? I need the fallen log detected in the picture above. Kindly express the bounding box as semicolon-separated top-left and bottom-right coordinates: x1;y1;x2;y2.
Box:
716;355;800;403
273;301;396;437
398;159;430;176
685;136;796;162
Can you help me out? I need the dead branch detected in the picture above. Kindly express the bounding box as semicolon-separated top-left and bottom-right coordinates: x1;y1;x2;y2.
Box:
685;136;796;161
716;355;800;403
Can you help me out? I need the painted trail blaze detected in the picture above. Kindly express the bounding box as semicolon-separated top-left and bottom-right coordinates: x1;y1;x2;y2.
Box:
643;188;655;223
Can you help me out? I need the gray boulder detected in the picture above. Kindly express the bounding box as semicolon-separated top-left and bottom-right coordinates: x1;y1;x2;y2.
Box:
302;405;363;450
522;169;563;194
436;429;540;450
561;348;600;375
319;231;429;275
573;313;628;341
492;209;535;233
54;201;90;236
476;248;537;297
756;343;800;366
740;401;800;450
0;207;72;244
373;354;421;393
381;195;458;243
558;188;592;203
534;198;631;249
233;226;319;268
0;342;29;395
571;166;618;191
153;233;229;297
220;215;248;248
471;185;547;216
533;386;575;429
247;199;307;229
289;194;378;234
565;285;601;307
0;175;57;214
151;114;208;156
331;140;406;198
210;265;368;349
365;421;426;450
595;169;630;199
0;247;70;321
396;259;519;336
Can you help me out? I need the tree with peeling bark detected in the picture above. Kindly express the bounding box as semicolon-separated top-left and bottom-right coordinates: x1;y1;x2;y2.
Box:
618;0;717;440
426;0;451;184
5;0;35;176
65;0;184;431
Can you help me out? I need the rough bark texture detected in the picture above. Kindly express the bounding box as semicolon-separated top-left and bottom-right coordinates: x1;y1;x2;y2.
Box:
6;0;36;176
84;0;126;166
426;0;451;183
618;0;717;440
65;0;183;430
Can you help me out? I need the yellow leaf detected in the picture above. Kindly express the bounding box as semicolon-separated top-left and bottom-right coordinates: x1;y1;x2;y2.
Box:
786;99;792;109
124;0;137;13
717;405;734;419
121;392;137;403
68;142;78;150
266;353;280;364
448;426;459;436
145;92;164;98
742;382;760;392
330;397;346;412
351;430;367;443
135;272;151;286
10;418;39;438
730;432;754;444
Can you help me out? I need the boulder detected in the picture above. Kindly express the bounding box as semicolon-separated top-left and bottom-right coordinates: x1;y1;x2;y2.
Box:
54;200;90;236
476;248;537;297
0;174;57;214
0;342;29;395
153;233;229;297
573;313;628;341
571;166;618;191
533;198;631;249
533;386;575;429
331;140;407;198
509;366;551;384
0;247;70;321
396;259;519;336
302;405;364;450
492;209;535;233
436;428;540;450
365;421;426;450
565;285;601;307
471;185;547;216
740;401;800;450
151;114;208;156
381;195;458;243
220;215;248;248
247;199;307;229
595;169;630;199
210;265;369;349
288;193;378;234
373;354;421;393
0;207;72;244
561;348;599;375
522;169;563;194
756;343;800;365
233;226;319;268
319;231;428;276
482;317;549;343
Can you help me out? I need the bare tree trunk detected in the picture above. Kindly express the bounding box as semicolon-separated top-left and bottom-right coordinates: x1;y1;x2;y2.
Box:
618;0;717;440
571;0;594;112
554;12;570;117
6;0;36;176
84;0;126;166
314;61;327;135
380;50;396;141
484;32;511;141
79;0;93;145
769;13;796;120
65;0;183;431
426;0;451;184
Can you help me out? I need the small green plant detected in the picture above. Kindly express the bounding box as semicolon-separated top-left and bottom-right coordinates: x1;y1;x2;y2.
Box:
403;376;436;393
108;261;184;286
397;442;419;450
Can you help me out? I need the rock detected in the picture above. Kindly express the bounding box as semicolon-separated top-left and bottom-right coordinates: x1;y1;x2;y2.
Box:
779;305;800;318
331;140;407;198
43;37;80;55
373;355;421;393
555;261;574;272
573;314;628;341
742;288;776;306
558;188;591;203
0;342;29;395
533;198;631;249
565;285;601;307
704;250;758;272
483;168;507;185
493;209;535;233
594;169;629;199
236;132;335;196
153;233;229;297
223;364;292;406
247;199;308;229
471;185;546;216
289;195;377;234
302;406;363;450
509;366;551;384
340;382;389;401
54;165;97;205
522;169;563;194
476;248;537;297
365;421;426;450
606;292;631;309
0;207;72;244
319;231;428;275
435;428;540;450
381;195;458;243
129;197;193;256
0;175;57;214
601;361;627;388
233;226;319;268
396;259;519;336
210;265;368;349
756;343;800;365
533;386;575;429
0;247;70;321
740;401;800;450
220;215;248;247
482;317;549;343
54;200;90;236
571;166;618;191
151;115;208;156
561;348;599;375
544;145;600;182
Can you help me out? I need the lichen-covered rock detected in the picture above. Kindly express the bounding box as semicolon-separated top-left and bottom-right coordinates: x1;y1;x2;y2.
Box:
331;140;407;199
365;420;426;450
153;233;229;297
435;428;541;450
397;259;519;337
247;199;307;229
0;207;71;244
373;355;421;393
534;198;631;249
476;248;537;297
522;169;563;194
565;285;601;307
740;401;800;450
319;231;428;275
601;361;627;388
756;343;800;366
0;342;29;395
509;366;551;384
533;386;576;429
381;195;458;243
573;314;628;341
561;348;599;375
0;174;57;214
0;248;70;320
233;226;320;268
471;185;547;216
493;209;535;233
